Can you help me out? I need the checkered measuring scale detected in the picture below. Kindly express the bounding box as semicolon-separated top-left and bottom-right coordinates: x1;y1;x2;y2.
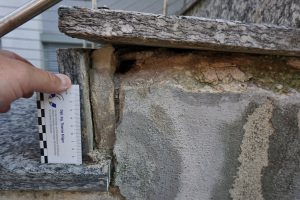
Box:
36;85;82;164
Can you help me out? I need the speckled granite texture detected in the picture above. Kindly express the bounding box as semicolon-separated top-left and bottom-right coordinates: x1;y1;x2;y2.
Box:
0;96;109;191
0;97;38;161
58;6;300;57
184;0;300;28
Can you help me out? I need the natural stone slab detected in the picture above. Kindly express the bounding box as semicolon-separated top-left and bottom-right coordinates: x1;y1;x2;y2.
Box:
0;188;125;199
90;45;118;150
58;6;300;57
57;48;94;160
0;97;110;191
1;168;109;191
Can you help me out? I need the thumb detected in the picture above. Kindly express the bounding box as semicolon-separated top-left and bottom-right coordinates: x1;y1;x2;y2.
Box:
25;68;72;94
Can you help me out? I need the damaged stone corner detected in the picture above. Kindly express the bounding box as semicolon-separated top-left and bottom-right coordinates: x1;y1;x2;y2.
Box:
92;44;119;74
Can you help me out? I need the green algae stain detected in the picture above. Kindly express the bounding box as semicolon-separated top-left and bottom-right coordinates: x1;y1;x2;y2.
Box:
240;56;300;93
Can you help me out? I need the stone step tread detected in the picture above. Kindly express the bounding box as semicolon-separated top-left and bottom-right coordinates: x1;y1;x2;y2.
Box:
58;6;300;57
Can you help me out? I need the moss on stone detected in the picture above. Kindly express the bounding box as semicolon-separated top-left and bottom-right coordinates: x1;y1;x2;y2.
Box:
240;56;300;93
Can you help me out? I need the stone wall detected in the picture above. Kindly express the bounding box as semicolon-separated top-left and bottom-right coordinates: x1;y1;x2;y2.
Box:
2;46;299;200
2;4;300;199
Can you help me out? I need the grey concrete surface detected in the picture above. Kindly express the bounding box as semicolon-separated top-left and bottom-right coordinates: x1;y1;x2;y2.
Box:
114;85;300;200
109;48;300;200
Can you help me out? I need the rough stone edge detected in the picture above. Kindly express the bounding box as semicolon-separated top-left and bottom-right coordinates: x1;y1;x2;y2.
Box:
58;6;300;57
57;48;94;159
1;171;108;191
90;45;118;150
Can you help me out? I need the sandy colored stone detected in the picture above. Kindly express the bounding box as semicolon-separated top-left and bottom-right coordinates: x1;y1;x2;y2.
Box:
287;57;300;69
115;48;300;93
229;67;247;82
93;45;118;73
201;67;219;84
90;45;118;150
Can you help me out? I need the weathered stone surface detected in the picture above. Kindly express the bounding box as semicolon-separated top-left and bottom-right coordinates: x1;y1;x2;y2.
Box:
114;48;300;93
58;6;300;57
184;0;300;28
53;46;300;199
0;187;125;200
90;45;118;150
57;48;94;159
113;49;300;199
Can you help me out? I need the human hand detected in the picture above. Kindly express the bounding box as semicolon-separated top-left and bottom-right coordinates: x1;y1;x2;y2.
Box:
0;50;71;113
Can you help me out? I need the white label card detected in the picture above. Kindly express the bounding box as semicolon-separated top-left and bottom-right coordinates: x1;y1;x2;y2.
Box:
37;85;82;164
